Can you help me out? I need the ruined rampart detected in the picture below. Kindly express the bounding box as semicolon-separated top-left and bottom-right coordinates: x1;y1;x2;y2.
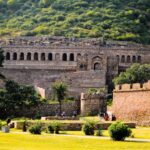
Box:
113;81;150;125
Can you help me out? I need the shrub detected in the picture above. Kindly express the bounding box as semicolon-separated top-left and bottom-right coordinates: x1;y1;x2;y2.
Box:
53;121;62;134
95;128;103;136
28;124;42;135
82;120;96;135
108;121;132;141
47;123;55;134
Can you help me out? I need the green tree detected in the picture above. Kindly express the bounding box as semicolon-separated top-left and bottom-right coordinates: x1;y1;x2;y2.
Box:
0;80;41;119
0;48;5;79
52;81;68;116
113;63;150;85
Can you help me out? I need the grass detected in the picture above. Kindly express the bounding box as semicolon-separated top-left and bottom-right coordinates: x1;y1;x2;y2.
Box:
0;132;150;150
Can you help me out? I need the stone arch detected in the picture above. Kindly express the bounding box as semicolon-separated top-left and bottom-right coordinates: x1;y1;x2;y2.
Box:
20;52;24;60
6;52;10;60
48;53;53;61
13;52;17;60
41;53;45;61
62;53;67;61
70;53;74;61
121;55;125;63
137;56;141;63
27;52;31;60
92;56;102;70
127;55;131;63
132;56;136;63
34;53;38;61
94;62;101;70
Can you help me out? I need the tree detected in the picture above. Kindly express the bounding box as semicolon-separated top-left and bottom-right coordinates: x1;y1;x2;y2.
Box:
52;81;68;116
0;48;5;79
113;63;150;85
0;80;41;119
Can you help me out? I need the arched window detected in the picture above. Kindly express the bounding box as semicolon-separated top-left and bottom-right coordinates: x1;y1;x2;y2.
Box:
62;53;67;61
116;55;119;62
6;52;10;60
13;52;17;60
132;56;136;63
127;55;131;63
20;53;24;60
27;52;31;60
121;55;125;63
34;53;38;61
137;56;141;63
48;53;53;61
94;63;101;70
70;53;74;61
41;53;45;61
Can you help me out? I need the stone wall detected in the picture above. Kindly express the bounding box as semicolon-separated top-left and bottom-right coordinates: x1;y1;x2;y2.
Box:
80;93;106;116
113;81;150;125
17;101;79;118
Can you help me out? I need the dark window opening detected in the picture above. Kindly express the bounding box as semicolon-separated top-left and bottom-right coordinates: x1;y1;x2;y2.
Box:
34;53;38;60
121;55;125;63
20;53;24;60
127;56;131;63
48;53;52;61
6;52;10;60
13;53;17;60
27;53;31;60
94;63;101;70
62;53;67;61
41;53;45;61
70;53;74;61
132;56;136;63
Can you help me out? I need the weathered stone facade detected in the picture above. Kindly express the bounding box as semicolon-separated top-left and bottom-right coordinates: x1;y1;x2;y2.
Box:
80;93;106;116
113;81;150;124
0;36;150;98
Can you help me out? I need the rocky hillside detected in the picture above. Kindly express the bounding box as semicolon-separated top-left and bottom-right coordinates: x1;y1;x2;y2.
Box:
0;0;150;44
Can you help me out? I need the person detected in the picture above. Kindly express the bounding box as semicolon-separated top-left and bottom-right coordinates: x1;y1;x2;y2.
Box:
72;110;77;118
61;111;66;118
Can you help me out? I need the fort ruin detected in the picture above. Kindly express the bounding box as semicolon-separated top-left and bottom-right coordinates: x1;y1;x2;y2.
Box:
0;36;150;98
113;81;150;125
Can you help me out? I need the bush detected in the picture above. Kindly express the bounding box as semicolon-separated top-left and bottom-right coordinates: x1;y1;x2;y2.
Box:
53;121;62;134
47;123;55;134
95;128;103;136
29;124;42;135
82;120;96;135
108;122;132;141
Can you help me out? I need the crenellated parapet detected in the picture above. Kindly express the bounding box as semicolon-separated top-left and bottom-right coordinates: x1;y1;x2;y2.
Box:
114;80;150;92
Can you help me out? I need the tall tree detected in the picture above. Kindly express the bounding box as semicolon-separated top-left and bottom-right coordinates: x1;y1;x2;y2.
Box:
52;81;68;116
113;63;150;85
0;47;5;79
0;80;41;119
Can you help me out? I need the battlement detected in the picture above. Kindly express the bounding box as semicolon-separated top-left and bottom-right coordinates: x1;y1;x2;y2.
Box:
114;80;150;92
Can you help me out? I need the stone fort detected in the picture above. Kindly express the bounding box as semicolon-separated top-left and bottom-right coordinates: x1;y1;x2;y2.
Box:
0;36;150;98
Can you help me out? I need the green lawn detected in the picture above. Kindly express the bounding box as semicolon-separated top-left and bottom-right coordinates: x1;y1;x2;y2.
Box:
0;132;150;150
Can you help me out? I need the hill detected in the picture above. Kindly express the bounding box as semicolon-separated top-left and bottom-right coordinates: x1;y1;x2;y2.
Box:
0;0;150;44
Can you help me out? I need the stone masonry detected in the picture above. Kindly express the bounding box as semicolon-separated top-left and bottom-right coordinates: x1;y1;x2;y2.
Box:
0;36;150;98
113;81;150;124
80;93;106;116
